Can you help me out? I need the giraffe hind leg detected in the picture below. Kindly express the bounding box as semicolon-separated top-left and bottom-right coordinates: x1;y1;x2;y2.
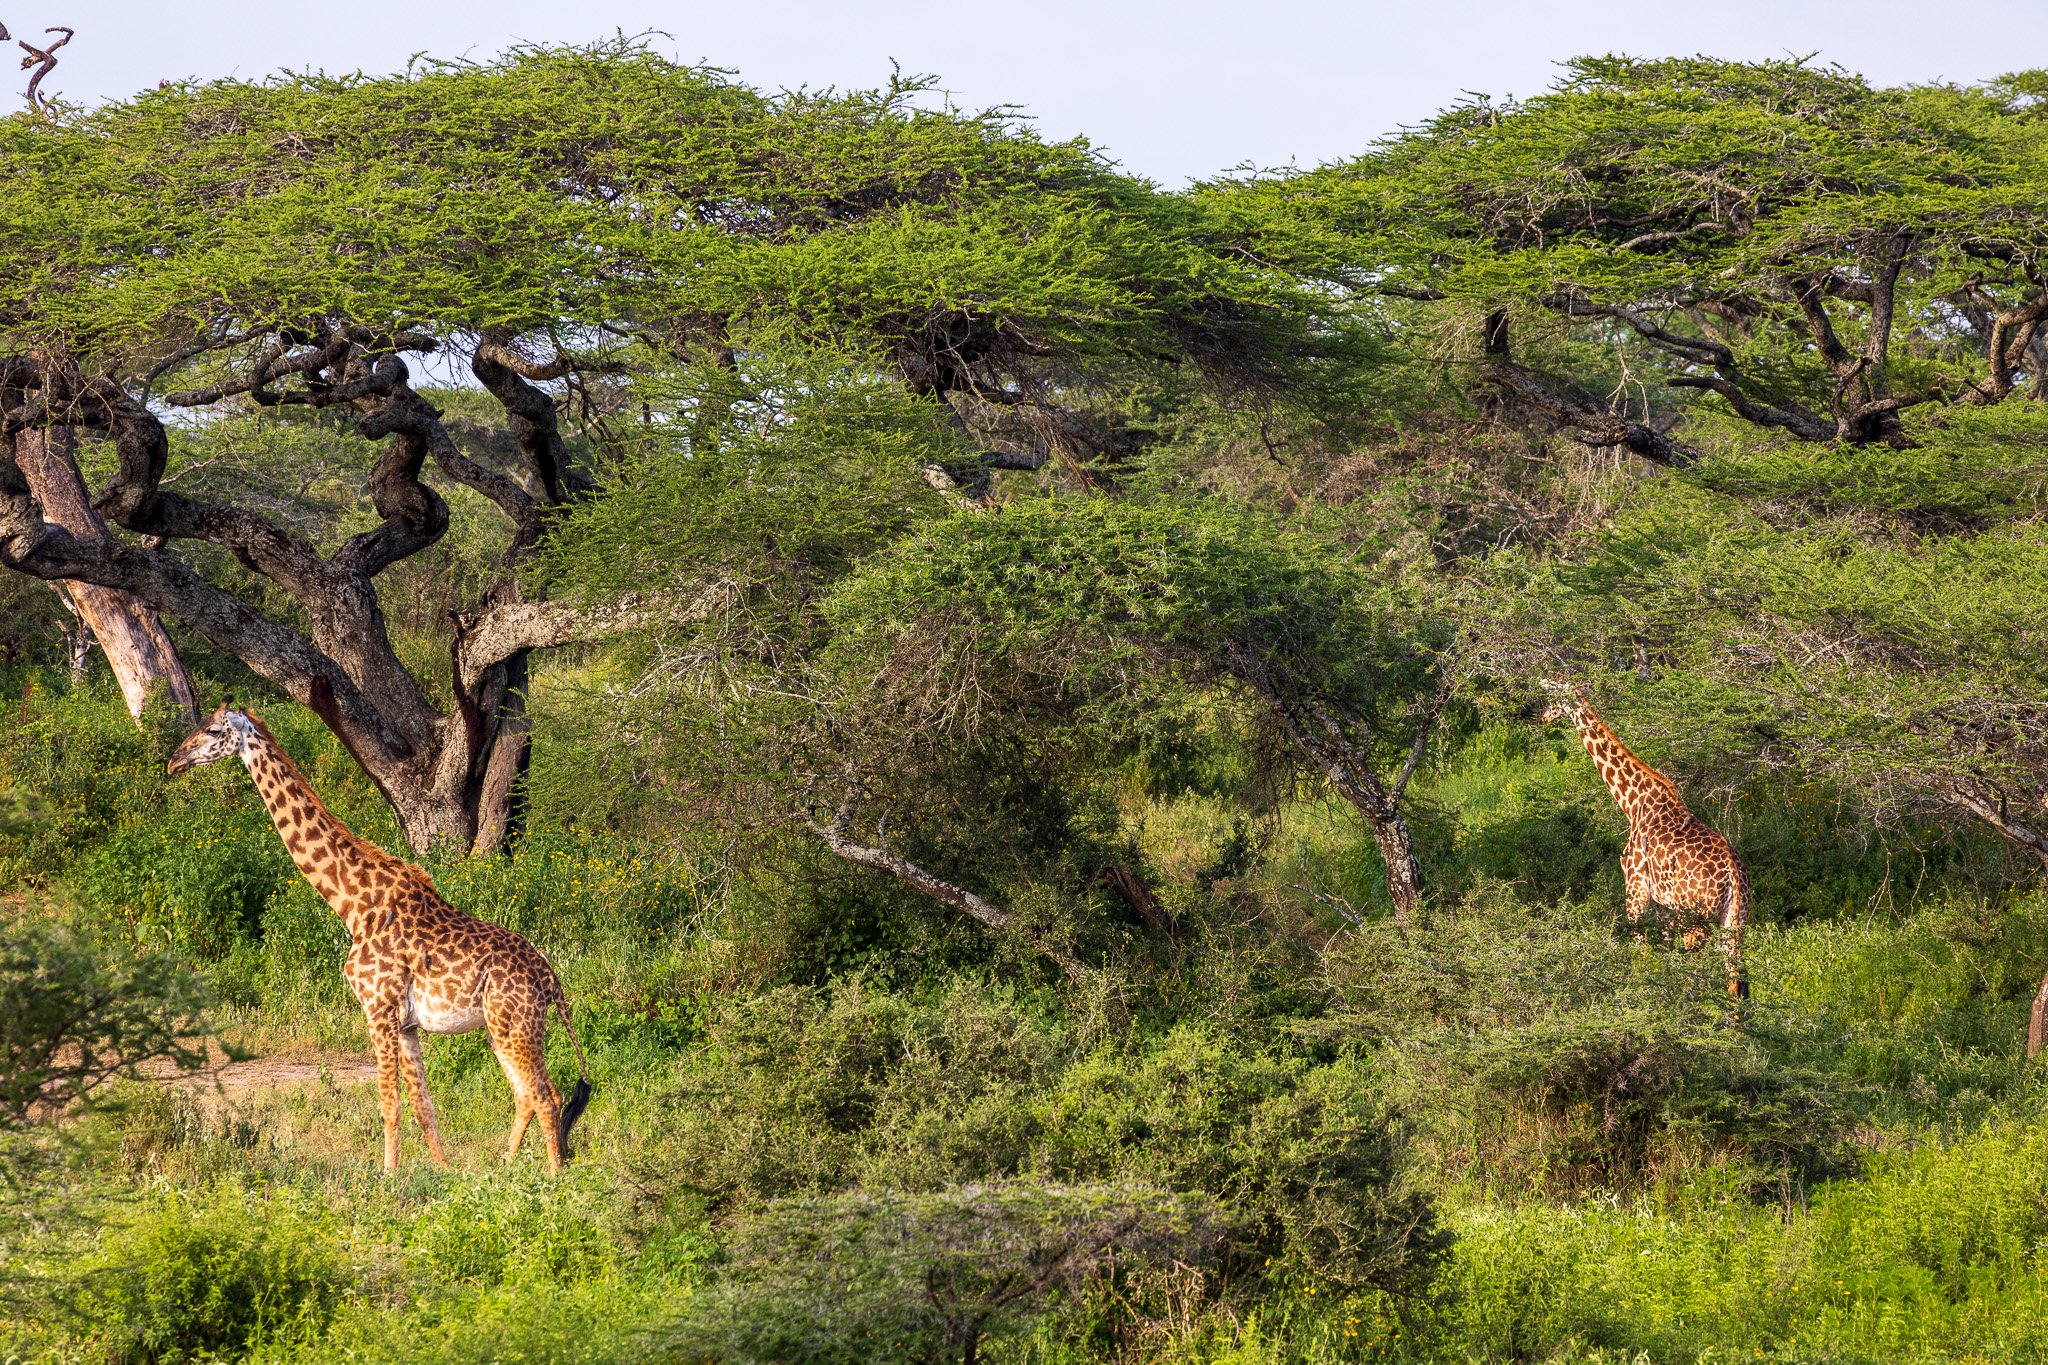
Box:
489;1008;562;1172
503;1101;534;1164
1720;889;1749;1005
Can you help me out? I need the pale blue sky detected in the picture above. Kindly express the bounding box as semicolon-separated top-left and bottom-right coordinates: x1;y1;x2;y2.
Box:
20;0;2048;184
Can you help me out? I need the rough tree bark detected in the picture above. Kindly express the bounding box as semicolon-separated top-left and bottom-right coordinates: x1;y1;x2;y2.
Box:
1270;698;1424;926
0;336;691;856
1223;645;1456;928
12;424;196;725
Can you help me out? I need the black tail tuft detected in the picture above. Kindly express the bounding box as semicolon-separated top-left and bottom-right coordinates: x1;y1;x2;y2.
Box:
558;1077;592;1151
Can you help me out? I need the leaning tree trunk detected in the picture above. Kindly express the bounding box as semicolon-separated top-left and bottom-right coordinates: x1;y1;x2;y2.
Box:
1226;649;1447;929
12;425;196;725
1948;780;2048;1059
1302;728;1423;926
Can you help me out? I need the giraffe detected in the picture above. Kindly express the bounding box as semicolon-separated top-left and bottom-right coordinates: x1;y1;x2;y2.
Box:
1540;681;1750;1001
167;702;591;1172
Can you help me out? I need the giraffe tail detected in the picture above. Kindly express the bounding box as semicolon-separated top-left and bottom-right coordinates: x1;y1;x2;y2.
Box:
552;990;592;1151
1723;870;1751;1006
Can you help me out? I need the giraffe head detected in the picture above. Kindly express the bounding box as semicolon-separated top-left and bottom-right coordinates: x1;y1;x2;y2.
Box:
1537;678;1589;725
166;702;259;775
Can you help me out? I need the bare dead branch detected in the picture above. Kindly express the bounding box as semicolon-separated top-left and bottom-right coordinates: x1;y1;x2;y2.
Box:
812;793;1094;981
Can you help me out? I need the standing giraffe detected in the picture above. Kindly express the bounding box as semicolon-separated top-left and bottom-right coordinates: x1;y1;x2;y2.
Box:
1540;681;1750;1001
167;703;591;1171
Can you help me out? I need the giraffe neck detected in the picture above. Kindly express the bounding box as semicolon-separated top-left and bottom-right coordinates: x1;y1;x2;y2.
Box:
238;721;381;929
1570;706;1680;825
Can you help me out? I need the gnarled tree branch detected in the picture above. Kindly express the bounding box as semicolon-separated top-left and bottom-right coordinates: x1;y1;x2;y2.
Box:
812;794;1094;981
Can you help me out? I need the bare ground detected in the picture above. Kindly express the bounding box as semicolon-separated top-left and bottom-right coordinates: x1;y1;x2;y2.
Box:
143;1043;379;1096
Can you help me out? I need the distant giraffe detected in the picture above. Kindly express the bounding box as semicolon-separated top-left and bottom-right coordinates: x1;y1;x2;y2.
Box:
1541;681;1750;1001
167;703;591;1171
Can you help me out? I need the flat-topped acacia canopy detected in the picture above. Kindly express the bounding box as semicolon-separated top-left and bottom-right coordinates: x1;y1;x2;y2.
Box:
1207;57;2048;455
0;41;1360;853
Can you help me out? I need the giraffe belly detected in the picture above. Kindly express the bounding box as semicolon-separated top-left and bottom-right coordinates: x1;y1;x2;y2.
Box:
406;982;485;1035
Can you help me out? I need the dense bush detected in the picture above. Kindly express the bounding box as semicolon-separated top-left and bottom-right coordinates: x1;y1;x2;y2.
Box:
685;1182;1223;1365
1329;885;1857;1194
79;1189;352;1363
643;982;1446;1296
1033;1028;1447;1293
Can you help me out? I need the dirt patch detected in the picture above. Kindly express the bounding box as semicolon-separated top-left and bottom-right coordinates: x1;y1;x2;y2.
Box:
144;1045;380;1094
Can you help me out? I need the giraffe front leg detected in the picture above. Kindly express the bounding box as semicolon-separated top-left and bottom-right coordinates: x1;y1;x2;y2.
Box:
1624;874;1652;945
397;1024;450;1169
369;1025;405;1173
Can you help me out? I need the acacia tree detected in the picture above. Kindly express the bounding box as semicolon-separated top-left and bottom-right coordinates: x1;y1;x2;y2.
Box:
1;18;196;725
1213;58;2048;459
0;45;1349;854
817;499;1454;924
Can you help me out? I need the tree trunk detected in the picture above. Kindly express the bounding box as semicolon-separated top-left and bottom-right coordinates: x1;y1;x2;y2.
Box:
468;650;533;857
12;426;196;725
1363;806;1423;921
1289;724;1423;925
48;581;94;680
2030;974;2048;1061
1253;685;1423;925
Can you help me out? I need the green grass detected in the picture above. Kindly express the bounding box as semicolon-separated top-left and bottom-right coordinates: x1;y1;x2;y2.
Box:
10;681;2048;1363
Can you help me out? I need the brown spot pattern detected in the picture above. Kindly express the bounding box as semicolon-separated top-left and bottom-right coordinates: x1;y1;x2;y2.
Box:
1550;689;1750;1001
222;713;590;1173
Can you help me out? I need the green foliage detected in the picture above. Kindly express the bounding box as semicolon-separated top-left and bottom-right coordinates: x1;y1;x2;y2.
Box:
404;1175;616;1288
424;829;707;955
1330;886;1856;1194
1751;892;2048;1121
542;354;951;607
641;982;1070;1207
78;1188;351;1363
825;497;1422;730
686;1182;1222;1365
71;819;287;961
643;982;1444;1296
0;912;208;1132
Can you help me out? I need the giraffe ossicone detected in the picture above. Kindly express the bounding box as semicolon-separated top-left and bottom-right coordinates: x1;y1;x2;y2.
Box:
1542;680;1750;1002
168;701;592;1172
